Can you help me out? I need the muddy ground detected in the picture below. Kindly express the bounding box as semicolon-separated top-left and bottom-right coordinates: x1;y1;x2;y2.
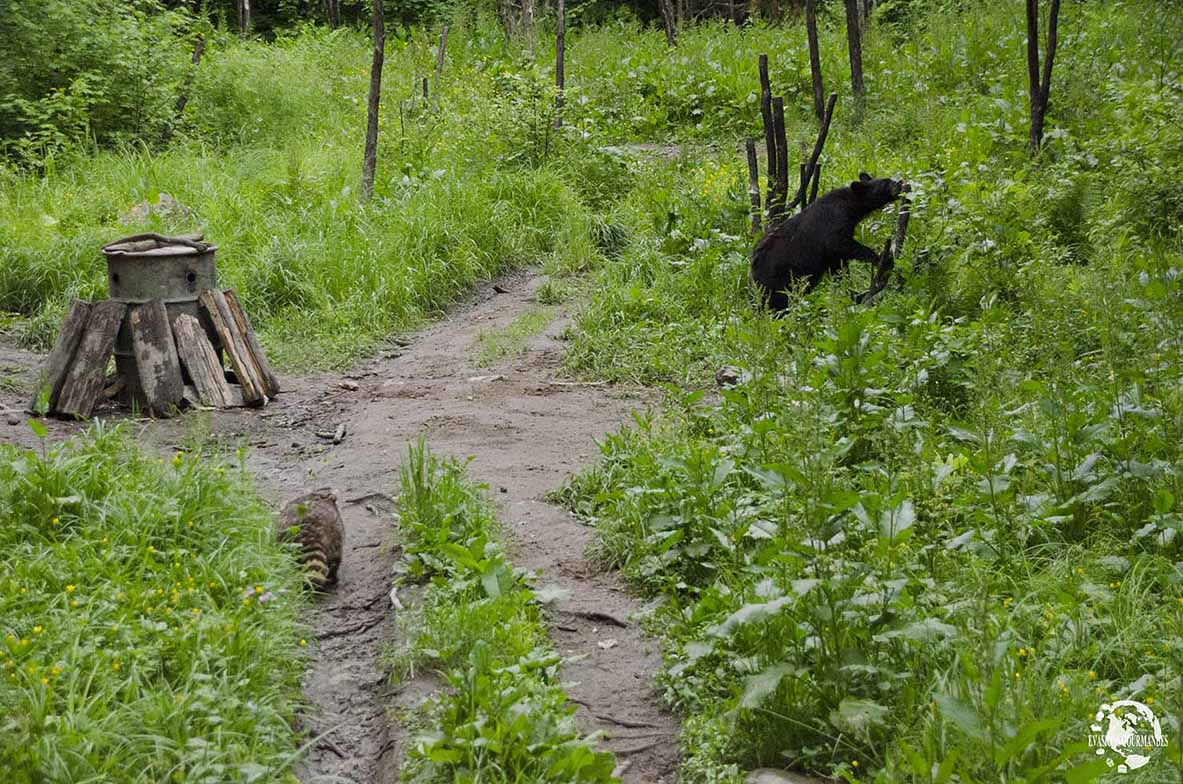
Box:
0;269;680;783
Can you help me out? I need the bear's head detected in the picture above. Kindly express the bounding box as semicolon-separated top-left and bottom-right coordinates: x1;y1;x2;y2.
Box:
850;172;908;210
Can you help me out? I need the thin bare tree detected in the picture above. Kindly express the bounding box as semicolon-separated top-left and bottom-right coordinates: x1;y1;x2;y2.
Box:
555;0;566;128
806;0;824;121
1025;0;1062;155
360;0;385;202
843;0;864;107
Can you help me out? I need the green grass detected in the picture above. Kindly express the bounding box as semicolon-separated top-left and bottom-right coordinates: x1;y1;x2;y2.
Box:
552;1;1183;782
472;306;554;366
390;441;616;784
0;424;308;783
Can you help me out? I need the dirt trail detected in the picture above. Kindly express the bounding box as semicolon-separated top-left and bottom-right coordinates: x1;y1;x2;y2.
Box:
0;268;680;783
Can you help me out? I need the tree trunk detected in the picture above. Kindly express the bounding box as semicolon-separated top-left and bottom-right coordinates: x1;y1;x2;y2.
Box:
1027;0;1061;155
523;0;536;57
658;0;678;46
843;0;864;106
237;0;251;34
360;0;384;202
806;0;824;121
554;0;565;128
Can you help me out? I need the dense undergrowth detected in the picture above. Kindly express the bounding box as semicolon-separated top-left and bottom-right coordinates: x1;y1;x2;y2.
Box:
391;441;616;783
0;425;308;782
4;0;1183;781
557;2;1183;782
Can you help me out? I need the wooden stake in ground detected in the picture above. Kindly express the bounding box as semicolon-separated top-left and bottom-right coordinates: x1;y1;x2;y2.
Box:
430;25;449;111
745;138;761;236
1025;0;1062;155
769;97;789;224
758;55;778;221
806;0;825;122
555;0;566;128
843;0;865;107
360;0;385;202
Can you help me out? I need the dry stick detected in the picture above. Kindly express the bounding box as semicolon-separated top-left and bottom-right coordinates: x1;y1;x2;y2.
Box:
805;0;824;121
758;55;778;219
786;92;837;213
554;0;566;128
860;198;912;305
1025;0;1042;147
770;97;789;224
430;25;448;111
745;138;762;236
360;0;384;202
808;162;821;206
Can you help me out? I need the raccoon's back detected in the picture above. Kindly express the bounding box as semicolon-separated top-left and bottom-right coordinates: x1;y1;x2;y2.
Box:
277;492;344;589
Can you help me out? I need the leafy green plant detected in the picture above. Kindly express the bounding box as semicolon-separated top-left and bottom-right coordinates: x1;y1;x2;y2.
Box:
392;441;617;784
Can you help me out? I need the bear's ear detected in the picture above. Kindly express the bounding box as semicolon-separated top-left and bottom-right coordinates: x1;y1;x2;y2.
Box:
858;172;872;182
851;179;867;195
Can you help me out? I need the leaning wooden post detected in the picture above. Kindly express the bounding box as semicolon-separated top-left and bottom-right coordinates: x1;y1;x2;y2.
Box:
360;0;385;202
758;55;778;221
554;0;566;128
806;0;824;122
787;92;837;213
746;138;762;236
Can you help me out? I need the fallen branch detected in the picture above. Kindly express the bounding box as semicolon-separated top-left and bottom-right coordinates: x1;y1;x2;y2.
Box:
859;197;912;305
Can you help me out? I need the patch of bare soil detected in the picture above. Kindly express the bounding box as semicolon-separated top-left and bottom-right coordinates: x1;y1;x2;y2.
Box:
0;269;680;783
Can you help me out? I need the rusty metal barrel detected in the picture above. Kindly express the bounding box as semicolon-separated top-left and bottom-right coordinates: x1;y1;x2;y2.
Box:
102;233;220;402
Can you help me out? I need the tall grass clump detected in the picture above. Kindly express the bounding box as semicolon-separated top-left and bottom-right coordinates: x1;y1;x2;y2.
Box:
390;441;617;784
0;424;308;783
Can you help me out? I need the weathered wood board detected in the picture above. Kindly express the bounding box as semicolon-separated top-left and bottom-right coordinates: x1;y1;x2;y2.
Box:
33;299;91;412
223;289;280;397
54;301;127;419
129;299;184;416
173;314;236;408
198;289;264;405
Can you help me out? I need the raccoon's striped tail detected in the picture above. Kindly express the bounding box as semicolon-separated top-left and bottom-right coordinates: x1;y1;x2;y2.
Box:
303;545;332;591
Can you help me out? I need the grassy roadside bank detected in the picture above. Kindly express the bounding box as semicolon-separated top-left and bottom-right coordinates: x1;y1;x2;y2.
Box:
0;424;309;783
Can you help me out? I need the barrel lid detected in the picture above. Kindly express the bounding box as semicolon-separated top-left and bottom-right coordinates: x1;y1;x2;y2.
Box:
102;232;214;257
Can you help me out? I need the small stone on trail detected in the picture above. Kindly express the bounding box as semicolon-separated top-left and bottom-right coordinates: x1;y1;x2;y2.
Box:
333;424;347;444
493;284;510;294
499;486;508;493
744;769;822;784
339;380;359;391
6;413;20;426
389;586;403;611
597;638;619;650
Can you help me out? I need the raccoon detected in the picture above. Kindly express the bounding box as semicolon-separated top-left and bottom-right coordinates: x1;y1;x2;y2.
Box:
277;490;344;590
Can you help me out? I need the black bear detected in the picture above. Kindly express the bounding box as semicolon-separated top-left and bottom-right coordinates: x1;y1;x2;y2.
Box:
750;173;907;311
